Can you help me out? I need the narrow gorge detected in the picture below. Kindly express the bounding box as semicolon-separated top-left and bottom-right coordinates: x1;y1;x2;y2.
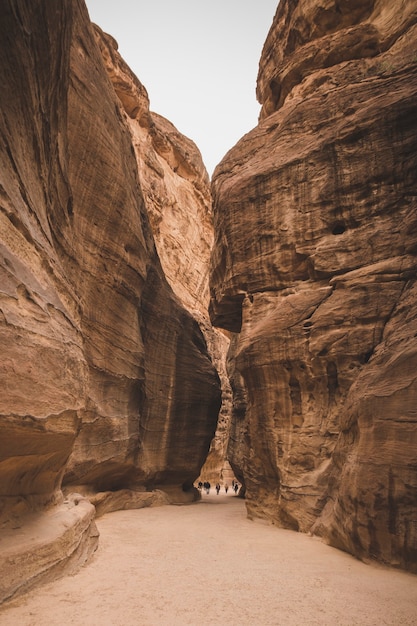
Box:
0;0;416;605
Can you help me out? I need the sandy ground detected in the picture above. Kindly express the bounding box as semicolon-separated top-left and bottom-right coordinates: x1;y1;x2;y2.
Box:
1;492;416;626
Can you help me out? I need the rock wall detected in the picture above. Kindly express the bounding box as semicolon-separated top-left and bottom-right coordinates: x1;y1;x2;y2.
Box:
210;0;417;571
0;0;221;601
93;26;213;315
92;25;232;486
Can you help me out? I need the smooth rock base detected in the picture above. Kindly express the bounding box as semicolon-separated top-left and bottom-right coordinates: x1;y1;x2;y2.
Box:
0;495;98;604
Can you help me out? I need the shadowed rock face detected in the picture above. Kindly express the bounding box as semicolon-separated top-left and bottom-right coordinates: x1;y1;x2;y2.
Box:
92;25;232;488
210;0;417;571
0;0;221;558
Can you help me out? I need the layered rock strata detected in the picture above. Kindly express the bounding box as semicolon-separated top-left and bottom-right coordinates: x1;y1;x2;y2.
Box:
210;0;417;571
0;495;97;604
0;0;221;601
93;26;232;484
93;26;212;315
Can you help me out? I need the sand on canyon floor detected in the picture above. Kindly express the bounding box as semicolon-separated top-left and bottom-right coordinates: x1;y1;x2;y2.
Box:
1;491;416;626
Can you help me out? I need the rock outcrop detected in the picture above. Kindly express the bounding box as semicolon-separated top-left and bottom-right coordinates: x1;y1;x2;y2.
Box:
93;26;212;315
0;0;221;601
92;25;232;486
210;0;417;571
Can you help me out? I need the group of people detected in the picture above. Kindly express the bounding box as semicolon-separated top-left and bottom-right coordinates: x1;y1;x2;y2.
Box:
197;480;240;495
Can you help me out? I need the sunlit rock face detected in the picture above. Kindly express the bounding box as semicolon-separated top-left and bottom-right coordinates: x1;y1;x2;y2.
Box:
93;26;212;315
93;26;231;484
0;0;220;599
59;14;222;494
210;0;417;571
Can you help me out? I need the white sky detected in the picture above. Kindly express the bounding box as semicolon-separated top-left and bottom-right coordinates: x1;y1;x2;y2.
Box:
85;0;278;176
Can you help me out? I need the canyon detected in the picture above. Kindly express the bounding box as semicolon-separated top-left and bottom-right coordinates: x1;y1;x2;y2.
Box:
0;0;416;606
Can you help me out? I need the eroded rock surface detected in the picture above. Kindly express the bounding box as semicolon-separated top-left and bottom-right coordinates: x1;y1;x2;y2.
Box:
93;26;212;315
210;0;417;571
93;26;232;484
0;495;97;604
0;0;221;601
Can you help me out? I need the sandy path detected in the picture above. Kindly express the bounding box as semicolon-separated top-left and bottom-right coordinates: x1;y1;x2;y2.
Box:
1;492;416;626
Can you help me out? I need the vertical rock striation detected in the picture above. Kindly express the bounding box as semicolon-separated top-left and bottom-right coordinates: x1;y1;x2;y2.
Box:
210;0;417;571
0;0;221;601
59;12;222;496
92;26;232;485
93;26;213;315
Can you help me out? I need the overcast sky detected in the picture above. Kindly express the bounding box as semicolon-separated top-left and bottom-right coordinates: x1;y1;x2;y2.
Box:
85;1;278;176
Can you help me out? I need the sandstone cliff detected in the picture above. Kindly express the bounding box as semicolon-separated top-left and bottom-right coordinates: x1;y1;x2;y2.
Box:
0;0;221;601
210;0;417;571
92;25;232;487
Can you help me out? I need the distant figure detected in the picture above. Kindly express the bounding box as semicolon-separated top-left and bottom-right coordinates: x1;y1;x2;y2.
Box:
215;483;221;495
234;483;239;494
198;481;203;491
224;483;229;494
205;481;211;495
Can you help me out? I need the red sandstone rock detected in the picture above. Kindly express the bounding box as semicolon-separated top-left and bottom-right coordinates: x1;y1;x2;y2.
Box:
93;26;213;315
91;26;232;486
0;495;97;604
0;0;221;601
210;0;417;571
91;24;231;488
